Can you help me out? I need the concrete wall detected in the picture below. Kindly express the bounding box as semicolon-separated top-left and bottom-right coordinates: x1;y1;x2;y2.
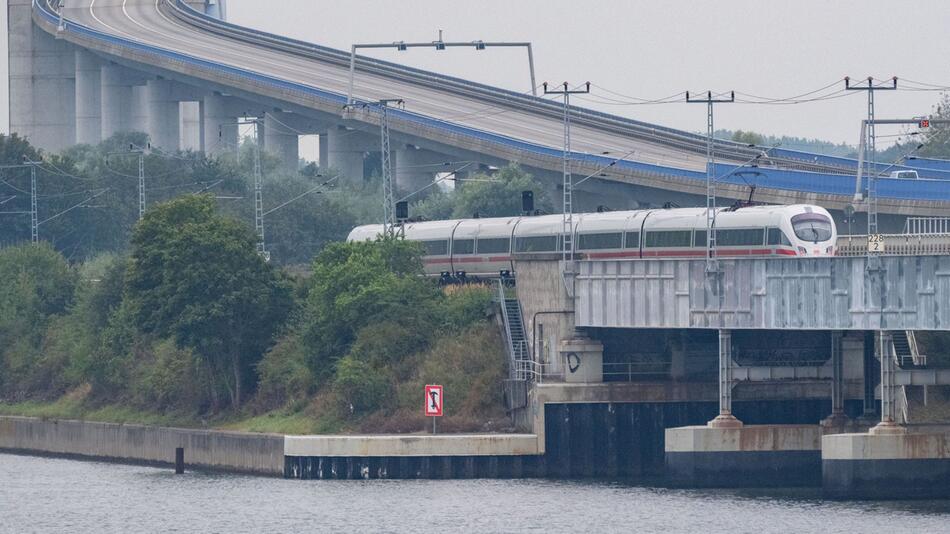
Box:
514;256;576;379
0;416;284;476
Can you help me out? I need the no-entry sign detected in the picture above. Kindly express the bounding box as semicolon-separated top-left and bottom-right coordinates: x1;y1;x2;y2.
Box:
424;384;443;417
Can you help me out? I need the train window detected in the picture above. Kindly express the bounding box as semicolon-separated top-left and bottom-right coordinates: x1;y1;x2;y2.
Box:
791;214;833;242
577;232;622;250
716;229;765;246
515;235;558;253
422;240;449;256
624;232;640;249
645;230;692;247
693;230;706;247
452;239;474;255
767;228;792;246
477;237;510;254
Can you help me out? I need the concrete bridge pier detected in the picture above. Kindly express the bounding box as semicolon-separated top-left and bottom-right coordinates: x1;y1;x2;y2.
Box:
145;78;181;150
395;145;456;195
75;50;102;145
100;63;141;138
179;102;202;151
200;92;245;157
263;112;300;171
132;86;149;134
327;127;378;183
8;0;76;151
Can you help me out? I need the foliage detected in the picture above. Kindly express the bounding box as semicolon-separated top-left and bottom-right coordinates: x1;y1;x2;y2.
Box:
125;194;293;408
452;164;552;218
302;237;435;380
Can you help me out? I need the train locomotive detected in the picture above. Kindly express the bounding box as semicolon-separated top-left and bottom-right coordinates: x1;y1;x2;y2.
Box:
347;204;838;279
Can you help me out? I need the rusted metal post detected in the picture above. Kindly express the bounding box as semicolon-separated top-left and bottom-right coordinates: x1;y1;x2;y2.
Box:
872;330;904;434
822;331;850;429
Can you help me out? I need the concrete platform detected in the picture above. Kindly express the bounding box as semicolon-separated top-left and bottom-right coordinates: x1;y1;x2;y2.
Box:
665;424;822;487
285;433;539;457
822;430;950;499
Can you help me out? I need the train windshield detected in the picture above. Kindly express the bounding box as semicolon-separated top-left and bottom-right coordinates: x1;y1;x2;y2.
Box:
791;213;833;243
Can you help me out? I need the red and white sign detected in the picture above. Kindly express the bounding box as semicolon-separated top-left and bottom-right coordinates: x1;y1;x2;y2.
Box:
424;384;443;417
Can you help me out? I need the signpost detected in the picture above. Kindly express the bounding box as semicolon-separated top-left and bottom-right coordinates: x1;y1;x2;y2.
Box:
868;234;885;253
425;384;443;434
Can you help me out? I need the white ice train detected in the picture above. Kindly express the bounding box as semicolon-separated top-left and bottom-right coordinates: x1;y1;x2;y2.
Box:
347;204;838;278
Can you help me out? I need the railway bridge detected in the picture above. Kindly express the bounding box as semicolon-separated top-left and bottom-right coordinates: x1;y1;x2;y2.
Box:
503;250;950;497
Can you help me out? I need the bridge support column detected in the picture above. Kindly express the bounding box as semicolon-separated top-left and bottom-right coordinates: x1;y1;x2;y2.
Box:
8;0;76;151
100;63;136;138
75;50;102;145
822;331;850;429
327;127;377;183
395;146;453;195
264;112;300;171
200;93;238;157
132;86;149;133
179;102;201;152
709;329;741;428
859;331;878;423
872;330;904;434
318;133;329;169
145;78;180;150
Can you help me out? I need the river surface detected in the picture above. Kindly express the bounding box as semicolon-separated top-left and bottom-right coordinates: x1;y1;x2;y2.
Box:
2;454;950;533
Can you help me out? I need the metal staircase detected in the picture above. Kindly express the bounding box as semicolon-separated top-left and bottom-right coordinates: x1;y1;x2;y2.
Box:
891;330;926;367
495;281;532;412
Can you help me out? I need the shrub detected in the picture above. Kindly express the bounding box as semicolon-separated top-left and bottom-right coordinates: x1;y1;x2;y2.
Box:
332;355;391;416
255;334;315;410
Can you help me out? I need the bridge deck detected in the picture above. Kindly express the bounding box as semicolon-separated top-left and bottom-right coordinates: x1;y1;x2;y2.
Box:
575;255;950;331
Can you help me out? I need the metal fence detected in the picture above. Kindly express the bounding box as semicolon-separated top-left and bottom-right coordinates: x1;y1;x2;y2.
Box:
904;217;950;235
836;234;950;256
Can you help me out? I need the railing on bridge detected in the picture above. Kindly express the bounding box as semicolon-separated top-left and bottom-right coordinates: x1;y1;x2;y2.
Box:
904;216;950;235
836;234;950;256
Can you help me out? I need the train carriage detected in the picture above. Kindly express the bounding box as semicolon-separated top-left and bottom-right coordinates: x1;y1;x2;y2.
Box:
347;204;837;278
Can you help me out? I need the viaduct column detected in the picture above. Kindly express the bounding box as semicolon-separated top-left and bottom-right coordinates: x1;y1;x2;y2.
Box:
318;133;329;170
75;50;102;145
132;86;149;133
145;78;181;150
180;102;202;151
395;145;453;195
709;329;742;428
264;112;300;171
8;0;76;151
201;93;239;157
100;63;135;138
327;127;378;183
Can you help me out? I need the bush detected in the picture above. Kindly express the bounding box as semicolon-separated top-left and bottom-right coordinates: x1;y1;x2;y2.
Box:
132;339;207;412
255;334;315;410
332;355;391;416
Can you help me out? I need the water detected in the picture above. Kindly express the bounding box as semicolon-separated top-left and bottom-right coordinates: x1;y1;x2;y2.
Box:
2;454;949;533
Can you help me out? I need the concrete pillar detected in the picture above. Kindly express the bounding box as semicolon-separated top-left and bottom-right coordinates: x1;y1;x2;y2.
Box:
872;330;904;434
327;127;377;183
8;0;76;151
75;50;102;145
318;133;329;169
822;331;849;429
709;329;741;428
100;64;134;138
179;102;201;152
132;86;149;133
264;112;300;171
861;330;878;421
201;93;238;157
395;146;454;195
146;78;180;150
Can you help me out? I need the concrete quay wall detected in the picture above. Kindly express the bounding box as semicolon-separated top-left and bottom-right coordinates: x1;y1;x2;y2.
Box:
0;416;284;476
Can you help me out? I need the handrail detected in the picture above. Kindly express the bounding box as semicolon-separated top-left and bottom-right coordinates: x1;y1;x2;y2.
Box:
495;280;520;381
904;217;950;235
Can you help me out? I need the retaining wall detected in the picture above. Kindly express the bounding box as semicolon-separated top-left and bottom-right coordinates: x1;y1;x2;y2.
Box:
0;416;284;476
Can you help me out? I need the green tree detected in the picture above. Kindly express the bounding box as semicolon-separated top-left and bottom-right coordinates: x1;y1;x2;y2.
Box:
451;164;552;219
125;194;292;409
919;93;950;159
303;237;438;380
0;243;77;398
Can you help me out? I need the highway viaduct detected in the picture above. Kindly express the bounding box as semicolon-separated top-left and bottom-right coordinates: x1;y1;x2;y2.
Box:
8;0;950;230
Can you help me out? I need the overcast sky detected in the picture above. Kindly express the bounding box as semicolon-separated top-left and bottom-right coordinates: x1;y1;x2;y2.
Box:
4;0;950;147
